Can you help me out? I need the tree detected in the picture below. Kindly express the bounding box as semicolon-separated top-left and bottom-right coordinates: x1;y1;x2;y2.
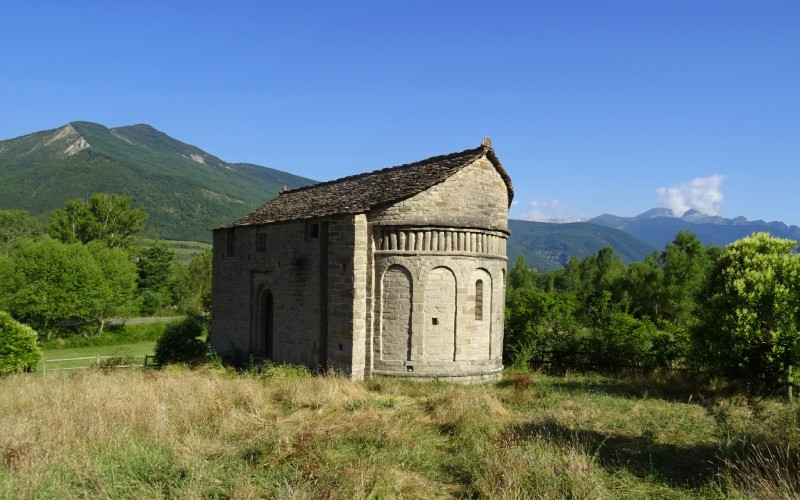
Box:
575;247;626;305
87;242;140;332
49;193;147;249
0;311;42;375
504;287;578;367
177;249;212;315
0;210;41;253
507;255;535;291
625;251;665;322
552;255;582;296
137;241;178;315
1;239;108;337
585;291;656;368
660;231;713;327
693;232;800;388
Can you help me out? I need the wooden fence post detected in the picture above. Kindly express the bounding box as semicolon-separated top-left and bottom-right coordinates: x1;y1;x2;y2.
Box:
789;365;794;403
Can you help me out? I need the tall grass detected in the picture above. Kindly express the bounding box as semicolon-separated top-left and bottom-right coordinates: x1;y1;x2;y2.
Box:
0;368;797;498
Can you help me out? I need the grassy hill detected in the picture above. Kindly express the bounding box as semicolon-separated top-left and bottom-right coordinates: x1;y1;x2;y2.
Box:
0;122;314;242
507;219;655;272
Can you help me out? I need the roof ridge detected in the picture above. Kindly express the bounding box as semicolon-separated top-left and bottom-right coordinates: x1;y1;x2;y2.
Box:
279;145;487;196
225;142;510;228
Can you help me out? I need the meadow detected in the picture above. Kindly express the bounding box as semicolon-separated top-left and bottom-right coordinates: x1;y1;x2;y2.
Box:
35;321;175;372
1;367;798;499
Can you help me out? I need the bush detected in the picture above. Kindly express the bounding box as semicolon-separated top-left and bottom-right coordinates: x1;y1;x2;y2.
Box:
692;232;800;388
140;289;168;316
585;311;656;369
154;318;207;365
0;311;42;374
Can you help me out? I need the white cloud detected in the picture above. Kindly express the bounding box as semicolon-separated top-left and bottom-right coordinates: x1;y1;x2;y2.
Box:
522;208;550;222
519;198;589;223
519;198;564;221
657;174;725;216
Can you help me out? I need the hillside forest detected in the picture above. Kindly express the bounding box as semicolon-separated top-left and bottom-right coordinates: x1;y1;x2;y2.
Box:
2;193;800;393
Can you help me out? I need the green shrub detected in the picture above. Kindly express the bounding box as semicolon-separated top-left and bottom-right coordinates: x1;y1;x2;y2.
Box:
0;311;42;374
140;289;168;316
693;232;800;388
586;311;656;368
154;319;207;365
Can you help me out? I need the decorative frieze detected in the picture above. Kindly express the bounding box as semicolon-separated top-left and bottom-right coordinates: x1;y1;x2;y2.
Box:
375;227;507;256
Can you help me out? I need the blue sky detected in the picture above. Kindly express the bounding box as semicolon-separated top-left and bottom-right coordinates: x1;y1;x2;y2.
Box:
1;1;798;225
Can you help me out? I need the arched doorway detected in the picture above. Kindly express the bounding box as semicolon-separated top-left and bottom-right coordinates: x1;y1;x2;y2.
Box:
260;289;274;359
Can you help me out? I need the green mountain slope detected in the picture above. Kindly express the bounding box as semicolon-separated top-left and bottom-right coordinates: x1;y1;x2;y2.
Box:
0;122;314;242
507;219;655;272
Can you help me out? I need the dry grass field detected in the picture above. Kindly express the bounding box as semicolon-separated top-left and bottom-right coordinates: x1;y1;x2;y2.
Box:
1;366;798;499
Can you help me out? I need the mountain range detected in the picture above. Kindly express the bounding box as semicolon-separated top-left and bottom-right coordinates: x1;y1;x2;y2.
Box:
0;122;313;241
589;208;800;250
1;122;796;271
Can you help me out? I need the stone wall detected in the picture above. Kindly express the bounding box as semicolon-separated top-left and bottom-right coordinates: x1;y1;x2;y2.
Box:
368;238;507;380
370;156;509;232
210;215;366;377
324;214;368;379
423;267;457;361
380;265;413;362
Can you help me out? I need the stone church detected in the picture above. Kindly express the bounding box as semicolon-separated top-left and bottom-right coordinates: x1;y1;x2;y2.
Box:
211;139;513;381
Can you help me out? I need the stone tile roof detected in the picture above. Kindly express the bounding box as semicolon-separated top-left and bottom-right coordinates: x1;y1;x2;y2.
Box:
228;144;513;227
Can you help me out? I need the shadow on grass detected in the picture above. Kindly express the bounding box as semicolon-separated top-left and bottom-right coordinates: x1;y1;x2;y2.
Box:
511;418;721;488
545;370;746;405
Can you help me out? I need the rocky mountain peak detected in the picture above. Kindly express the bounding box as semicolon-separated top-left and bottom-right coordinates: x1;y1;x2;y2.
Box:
634;207;674;219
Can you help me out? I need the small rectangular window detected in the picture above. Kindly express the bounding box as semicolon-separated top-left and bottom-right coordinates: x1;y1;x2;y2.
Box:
475;280;484;320
310;223;319;239
256;233;267;252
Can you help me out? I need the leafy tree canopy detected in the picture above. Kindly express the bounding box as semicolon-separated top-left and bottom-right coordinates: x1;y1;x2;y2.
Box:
693;232;800;388
176;248;212;315
137;241;178;315
0;210;41;253
49;193;147;249
0;238;140;337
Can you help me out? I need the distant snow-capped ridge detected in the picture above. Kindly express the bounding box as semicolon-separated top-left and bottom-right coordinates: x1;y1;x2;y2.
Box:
588;207;800;238
521;216;591;224
631;207;793;229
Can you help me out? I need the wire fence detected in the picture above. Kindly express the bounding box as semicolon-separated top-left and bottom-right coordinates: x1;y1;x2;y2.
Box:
41;355;159;374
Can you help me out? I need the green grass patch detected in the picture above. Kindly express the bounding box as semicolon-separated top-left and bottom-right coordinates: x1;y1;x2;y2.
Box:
38;319;180;351
39;341;156;371
137;238;211;263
